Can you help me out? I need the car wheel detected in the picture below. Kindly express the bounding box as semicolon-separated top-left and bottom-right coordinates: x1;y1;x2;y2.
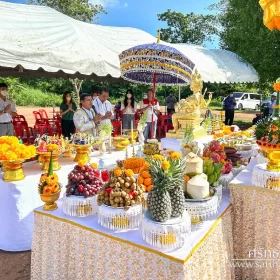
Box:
255;104;260;111
238;104;243;110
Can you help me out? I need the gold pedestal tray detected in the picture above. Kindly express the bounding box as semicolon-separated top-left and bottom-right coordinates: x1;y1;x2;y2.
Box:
1;160;25;182
38;152;61;171
112;136;130;151
40;190;61;211
126;130;138;144
74;144;91;162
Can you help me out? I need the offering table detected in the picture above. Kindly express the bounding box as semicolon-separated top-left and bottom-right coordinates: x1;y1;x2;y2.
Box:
31;190;234;280
230;156;280;280
0;146;136;252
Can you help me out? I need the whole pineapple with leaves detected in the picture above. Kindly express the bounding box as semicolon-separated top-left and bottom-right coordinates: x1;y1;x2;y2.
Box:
147;153;185;222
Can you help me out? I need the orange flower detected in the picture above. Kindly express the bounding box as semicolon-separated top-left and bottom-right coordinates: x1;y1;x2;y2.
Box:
272;135;279;139
273;83;280;91
114;168;122;177
272;125;278;132
184;175;190;183
43;187;52;196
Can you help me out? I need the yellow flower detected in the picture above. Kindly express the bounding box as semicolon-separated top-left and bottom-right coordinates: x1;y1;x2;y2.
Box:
78;160;87;167
161;160;170;170
125;169;134;177
40;173;47;183
47;144;59;152
91;162;98;169
170;152;181;160
46;174;58;186
153;154;164;161
114;168;122;177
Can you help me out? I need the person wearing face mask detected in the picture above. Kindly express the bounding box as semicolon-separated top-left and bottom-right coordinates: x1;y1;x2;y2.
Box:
73;93;102;135
60;91;77;138
223;91;236;126
121;89;137;130
92;87;113;124
0;83;17;136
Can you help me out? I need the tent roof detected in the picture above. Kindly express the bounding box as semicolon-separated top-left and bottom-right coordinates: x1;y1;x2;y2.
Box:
0;1;259;83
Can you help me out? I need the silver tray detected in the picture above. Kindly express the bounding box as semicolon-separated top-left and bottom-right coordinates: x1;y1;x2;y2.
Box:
185;190;216;202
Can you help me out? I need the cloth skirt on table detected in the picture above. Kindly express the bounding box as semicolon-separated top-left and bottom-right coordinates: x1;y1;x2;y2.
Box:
122;114;135;130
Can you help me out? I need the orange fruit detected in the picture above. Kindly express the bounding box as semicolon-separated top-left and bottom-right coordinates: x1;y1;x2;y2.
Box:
144;178;152;186
146;185;153;192
138;175;144;185
142;171;151;179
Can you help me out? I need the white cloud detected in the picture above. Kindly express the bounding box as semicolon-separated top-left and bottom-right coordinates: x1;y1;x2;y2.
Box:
89;0;119;7
124;2;128;7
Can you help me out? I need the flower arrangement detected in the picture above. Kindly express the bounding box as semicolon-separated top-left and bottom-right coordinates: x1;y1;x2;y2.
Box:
137;112;148;131
38;152;61;196
0;136;36;161
36;135;65;153
99;123;113;140
123;157;147;174
255;118;280;150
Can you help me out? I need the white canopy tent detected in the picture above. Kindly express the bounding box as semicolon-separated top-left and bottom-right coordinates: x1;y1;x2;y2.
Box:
0;1;259;83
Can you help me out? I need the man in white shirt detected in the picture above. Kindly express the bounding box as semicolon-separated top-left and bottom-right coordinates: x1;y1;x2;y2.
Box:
73;93;101;135
0;83;17;136
140;89;161;140
92;87;113;125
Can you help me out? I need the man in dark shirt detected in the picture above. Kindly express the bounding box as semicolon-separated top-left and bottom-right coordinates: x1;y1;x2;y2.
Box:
223;92;236;125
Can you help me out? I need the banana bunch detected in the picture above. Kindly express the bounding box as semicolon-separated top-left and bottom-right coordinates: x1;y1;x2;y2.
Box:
203;159;223;186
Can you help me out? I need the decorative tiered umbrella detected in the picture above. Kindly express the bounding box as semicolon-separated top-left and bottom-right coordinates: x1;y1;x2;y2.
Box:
259;0;280;30
119;32;195;138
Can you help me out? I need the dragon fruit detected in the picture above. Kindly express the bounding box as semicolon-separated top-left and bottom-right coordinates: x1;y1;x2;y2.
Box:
222;162;232;174
210;152;221;163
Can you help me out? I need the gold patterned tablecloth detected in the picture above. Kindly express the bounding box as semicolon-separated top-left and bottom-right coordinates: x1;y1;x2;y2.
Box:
230;182;280;280
31;204;234;280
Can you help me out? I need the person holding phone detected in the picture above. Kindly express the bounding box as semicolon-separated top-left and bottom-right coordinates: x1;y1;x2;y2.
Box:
0;83;17;136
92;87;114;124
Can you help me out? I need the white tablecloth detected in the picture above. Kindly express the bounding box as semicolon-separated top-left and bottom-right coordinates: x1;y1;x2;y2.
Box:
0;146;136;251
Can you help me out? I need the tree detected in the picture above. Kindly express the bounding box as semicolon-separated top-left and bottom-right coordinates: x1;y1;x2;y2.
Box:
157;9;218;45
28;0;106;23
210;0;280;90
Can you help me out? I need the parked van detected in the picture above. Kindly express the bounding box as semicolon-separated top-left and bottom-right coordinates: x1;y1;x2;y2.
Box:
223;92;261;110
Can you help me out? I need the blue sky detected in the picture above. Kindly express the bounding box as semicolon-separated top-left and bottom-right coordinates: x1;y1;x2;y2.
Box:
4;0;219;47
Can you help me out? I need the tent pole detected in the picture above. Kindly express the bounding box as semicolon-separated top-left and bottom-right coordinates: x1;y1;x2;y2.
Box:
151;72;156;139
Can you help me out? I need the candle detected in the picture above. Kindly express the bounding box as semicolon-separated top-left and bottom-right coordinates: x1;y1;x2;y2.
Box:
121;122;122;136
131;120;133;140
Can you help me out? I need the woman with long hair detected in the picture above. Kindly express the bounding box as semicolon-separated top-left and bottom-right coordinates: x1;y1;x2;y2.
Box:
60;91;77;138
121;89;137;130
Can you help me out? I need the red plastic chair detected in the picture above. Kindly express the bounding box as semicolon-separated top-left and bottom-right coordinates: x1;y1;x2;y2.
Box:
13;120;35;144
111;120;121;136
114;109;122;121
39;109;49;120
13;114;27;123
157;115;168;139
33;111;53;136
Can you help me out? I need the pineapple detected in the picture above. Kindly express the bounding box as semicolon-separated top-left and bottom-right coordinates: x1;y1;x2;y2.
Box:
147;187;172;222
147;157;186;222
169;186;185;218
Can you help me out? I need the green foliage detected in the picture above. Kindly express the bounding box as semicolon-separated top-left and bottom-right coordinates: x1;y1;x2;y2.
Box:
15;88;62;107
157;9;218;45
210;0;280;89
28;0;106;23
255;118;270;140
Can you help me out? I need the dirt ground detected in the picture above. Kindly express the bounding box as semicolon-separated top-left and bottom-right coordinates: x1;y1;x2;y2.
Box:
0;106;256;280
0;250;31;280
